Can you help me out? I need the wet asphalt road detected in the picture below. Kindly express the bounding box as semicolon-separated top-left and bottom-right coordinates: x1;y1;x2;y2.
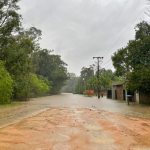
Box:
0;93;150;129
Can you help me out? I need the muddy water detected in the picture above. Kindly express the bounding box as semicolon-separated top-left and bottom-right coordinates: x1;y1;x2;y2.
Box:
0;93;150;129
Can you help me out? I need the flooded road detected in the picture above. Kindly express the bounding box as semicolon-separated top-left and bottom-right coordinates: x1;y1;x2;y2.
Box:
0;94;150;149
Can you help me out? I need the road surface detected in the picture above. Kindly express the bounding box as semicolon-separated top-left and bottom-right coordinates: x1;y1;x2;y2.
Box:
0;94;150;150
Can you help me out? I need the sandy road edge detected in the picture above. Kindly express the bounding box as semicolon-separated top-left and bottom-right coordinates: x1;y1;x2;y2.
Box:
0;108;50;130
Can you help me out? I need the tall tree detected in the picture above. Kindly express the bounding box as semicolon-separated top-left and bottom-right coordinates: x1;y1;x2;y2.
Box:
0;0;21;60
112;21;150;94
34;49;68;94
112;21;150;76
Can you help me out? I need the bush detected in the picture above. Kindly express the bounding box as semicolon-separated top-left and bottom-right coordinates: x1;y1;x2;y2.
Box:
13;74;51;99
0;61;13;104
12;74;32;99
126;65;150;94
30;74;50;96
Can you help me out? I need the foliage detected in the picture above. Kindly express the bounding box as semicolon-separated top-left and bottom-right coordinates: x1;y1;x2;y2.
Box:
86;76;97;90
61;73;78;93
13;74;51;99
0;60;13;104
0;102;23;107
37;75;53;91
34;49;68;94
30;74;50;97
0;0;21;37
75;68;121;94
126;65;150;94
112;21;150;93
0;0;69;102
80;66;94;81
112;21;150;76
100;74;112;90
12;74;32;99
75;85;85;94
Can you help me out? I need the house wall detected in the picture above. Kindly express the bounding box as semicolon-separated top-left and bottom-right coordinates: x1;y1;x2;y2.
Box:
136;92;139;103
112;85;116;99
139;93;150;104
116;85;123;100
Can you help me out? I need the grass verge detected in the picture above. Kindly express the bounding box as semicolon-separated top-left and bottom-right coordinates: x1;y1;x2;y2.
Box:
0;102;23;107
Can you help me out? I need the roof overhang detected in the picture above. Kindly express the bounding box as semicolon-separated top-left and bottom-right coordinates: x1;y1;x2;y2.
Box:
112;81;125;86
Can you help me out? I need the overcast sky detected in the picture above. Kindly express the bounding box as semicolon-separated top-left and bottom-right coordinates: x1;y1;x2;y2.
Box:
19;0;149;75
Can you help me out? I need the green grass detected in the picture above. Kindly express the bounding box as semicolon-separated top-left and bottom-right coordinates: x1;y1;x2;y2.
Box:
0;102;23;107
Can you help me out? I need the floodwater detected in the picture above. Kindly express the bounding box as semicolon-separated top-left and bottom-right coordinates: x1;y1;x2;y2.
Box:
0;94;150;149
1;93;150;129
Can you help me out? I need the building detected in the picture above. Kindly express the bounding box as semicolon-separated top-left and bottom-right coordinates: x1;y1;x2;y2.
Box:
108;81;140;103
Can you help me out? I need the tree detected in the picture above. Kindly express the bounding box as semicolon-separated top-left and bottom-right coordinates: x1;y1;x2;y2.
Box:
112;21;150;76
80;67;94;81
61;73;78;93
126;65;150;94
0;0;21;36
86;76;97;90
0;60;13;104
100;74;112;90
34;49;68;94
112;21;150;94
0;0;21;60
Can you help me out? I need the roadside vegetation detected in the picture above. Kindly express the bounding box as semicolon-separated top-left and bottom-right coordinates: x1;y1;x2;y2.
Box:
61;65;123;94
74;67;122;94
112;21;150;97
0;102;23;107
0;0;68;104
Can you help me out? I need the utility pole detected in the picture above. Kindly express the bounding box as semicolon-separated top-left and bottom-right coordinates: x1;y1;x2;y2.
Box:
93;57;104;99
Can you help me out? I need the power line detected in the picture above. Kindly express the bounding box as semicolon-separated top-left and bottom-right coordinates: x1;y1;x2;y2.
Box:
94;0;130;57
104;48;149;71
104;0;145;56
100;2;147;67
91;0;143;69
102;59;111;67
88;0;130;65
103;5;146;57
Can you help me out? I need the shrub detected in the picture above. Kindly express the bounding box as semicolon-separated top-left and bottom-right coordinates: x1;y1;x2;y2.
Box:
13;74;50;99
12;74;32;99
30;74;50;97
0;61;13;104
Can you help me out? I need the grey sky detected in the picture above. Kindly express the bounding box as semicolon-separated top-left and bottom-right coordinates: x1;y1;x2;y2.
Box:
19;0;148;75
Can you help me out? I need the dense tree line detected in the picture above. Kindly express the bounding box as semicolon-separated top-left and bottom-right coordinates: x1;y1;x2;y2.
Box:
112;21;150;94
0;0;68;104
61;73;78;93
74;66;122;94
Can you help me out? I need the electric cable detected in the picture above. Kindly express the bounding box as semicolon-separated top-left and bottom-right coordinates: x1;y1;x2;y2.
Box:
88;0;130;65
103;1;146;57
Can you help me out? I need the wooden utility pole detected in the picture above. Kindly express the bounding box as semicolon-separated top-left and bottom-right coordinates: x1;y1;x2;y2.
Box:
93;57;104;99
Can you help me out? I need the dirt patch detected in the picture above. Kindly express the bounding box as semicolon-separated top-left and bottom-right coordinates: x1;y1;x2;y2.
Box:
0;108;150;150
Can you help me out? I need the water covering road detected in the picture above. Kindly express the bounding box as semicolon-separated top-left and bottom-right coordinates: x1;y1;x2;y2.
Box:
1;93;150;129
0;94;150;149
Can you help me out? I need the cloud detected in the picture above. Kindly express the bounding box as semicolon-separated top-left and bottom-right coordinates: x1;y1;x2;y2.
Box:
19;0;147;75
